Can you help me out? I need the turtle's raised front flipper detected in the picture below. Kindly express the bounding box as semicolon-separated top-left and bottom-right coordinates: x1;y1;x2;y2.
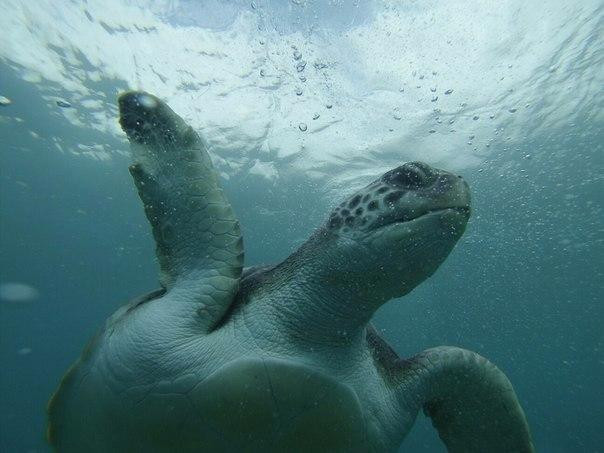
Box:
118;91;243;331
399;347;535;453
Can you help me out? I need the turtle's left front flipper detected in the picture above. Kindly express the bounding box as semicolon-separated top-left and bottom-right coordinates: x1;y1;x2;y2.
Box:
118;91;243;331
397;347;535;453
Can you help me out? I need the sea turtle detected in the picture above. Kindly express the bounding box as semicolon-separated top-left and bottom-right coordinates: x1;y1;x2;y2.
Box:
48;91;535;452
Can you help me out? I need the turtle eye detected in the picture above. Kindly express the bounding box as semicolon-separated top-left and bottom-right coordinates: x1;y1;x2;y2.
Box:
382;163;427;189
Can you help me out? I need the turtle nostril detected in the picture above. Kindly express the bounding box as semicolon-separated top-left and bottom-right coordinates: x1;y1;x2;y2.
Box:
383;163;426;189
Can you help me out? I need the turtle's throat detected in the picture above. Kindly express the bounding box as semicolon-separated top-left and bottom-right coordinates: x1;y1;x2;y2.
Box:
276;278;375;346
253;241;381;347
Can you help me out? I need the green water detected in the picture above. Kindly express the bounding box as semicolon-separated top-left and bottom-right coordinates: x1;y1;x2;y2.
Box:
1;1;602;451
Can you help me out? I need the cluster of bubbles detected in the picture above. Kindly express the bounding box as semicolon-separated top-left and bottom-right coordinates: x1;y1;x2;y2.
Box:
251;6;525;145
287;45;335;134
292;45;309;95
384;65;522;147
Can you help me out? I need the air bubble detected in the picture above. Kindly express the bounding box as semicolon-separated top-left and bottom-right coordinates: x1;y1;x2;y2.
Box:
298;123;307;131
444;89;453;95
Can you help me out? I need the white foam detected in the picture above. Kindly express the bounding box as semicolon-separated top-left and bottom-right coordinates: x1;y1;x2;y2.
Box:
0;0;600;189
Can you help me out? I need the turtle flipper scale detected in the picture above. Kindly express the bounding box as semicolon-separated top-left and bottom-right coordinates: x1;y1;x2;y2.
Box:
396;346;535;453
119;91;243;331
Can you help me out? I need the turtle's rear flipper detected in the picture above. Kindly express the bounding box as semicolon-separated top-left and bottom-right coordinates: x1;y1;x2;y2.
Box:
398;346;535;453
119;91;243;332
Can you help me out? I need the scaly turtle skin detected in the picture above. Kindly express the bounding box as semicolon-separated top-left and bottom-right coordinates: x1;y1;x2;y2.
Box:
48;91;535;452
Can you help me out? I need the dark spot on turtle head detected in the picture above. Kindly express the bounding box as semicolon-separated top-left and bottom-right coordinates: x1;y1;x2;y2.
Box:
345;216;354;226
384;191;404;206
348;195;361;209
382;163;427;189
329;216;342;229
362;194;371;203
355;207;363;216
341;209;350;216
377;186;389;194
368;200;379;211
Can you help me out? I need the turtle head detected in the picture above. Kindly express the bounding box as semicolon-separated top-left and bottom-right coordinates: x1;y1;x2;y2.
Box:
316;162;470;304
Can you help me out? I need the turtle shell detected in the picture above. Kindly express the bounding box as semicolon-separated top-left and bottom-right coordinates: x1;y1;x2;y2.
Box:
189;356;369;452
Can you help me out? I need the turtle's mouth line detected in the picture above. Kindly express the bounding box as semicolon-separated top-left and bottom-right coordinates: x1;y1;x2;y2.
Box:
381;206;471;229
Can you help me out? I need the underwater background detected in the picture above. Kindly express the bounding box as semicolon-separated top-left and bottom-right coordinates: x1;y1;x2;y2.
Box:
0;1;602;451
